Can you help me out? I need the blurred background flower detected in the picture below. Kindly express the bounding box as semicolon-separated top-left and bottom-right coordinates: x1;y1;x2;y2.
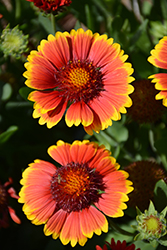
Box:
124;160;167;211
27;0;72;13
127;79;165;124
0;177;21;228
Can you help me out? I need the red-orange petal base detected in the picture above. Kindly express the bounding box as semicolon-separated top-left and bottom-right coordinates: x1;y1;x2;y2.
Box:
23;28;134;135
19;140;133;247
148;36;167;107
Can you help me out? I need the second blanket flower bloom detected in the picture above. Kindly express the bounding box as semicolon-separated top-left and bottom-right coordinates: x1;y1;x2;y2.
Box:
18;140;133;247
23;28;134;135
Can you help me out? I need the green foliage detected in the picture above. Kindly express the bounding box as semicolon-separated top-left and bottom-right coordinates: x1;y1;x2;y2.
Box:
0;125;18;145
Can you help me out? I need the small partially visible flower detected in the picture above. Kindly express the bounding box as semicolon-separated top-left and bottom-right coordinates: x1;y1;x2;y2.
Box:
96;238;140;250
148;36;167;107
134;201;167;247
0;178;21;228
124;160;167;211
19;140;133;247
128;79;164;123
23;28;134;135
27;0;72;13
0;24;29;59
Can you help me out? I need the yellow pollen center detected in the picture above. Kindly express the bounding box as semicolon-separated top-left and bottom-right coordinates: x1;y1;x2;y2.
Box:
64;172;89;196
69;68;90;87
145;217;160;232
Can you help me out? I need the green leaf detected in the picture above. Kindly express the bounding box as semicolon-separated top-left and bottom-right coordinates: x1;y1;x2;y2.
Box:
106;121;129;143
129;19;149;50
158;235;167;246
160;0;167;19
38;12;53;34
150;239;159;248
147;200;156;214
85;4;94;31
154;180;167;212
134;240;157;250
0;126;18;145
1;83;12;101
93;131;114;150
19;87;32;100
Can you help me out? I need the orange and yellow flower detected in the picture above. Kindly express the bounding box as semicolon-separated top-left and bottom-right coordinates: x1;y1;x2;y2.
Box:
96;238;140;250
27;0;72;13
148;36;167;106
23;28;134;135
19;140;133;247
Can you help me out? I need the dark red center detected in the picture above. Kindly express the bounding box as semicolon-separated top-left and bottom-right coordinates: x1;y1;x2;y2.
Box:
50;162;105;212
54;60;104;104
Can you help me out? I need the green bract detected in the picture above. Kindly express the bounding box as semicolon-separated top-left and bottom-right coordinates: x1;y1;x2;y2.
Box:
0;24;29;59
133;201;167;247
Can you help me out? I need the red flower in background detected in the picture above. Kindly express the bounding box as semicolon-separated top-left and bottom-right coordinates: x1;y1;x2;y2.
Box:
23;28;134;135
96;238;140;250
27;0;72;13
19;140;133;246
0;178;21;228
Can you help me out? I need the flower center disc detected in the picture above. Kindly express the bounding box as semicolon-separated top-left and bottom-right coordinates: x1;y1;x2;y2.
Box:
50;162;105;212
145;216;162;234
69;67;89;87
55;60;104;103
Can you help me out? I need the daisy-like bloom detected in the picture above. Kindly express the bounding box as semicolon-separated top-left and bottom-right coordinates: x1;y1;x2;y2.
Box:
96;238;140;250
23;28;134;135
124;161;167;211
0;178;21;228
148;36;167;107
19;140;133;247
27;0;72;13
127;79;164;123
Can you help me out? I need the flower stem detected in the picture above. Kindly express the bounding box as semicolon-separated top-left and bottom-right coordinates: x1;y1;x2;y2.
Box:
15;0;21;20
108;218;135;236
51;13;56;34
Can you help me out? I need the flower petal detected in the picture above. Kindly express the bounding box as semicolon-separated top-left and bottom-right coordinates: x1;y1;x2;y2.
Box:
40;32;70;69
48;140;72;166
70;140;97;163
60;211;87;247
65;101;93;127
80;206;108;238
44;209;67;237
28;90;63;113
148;36;167;69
